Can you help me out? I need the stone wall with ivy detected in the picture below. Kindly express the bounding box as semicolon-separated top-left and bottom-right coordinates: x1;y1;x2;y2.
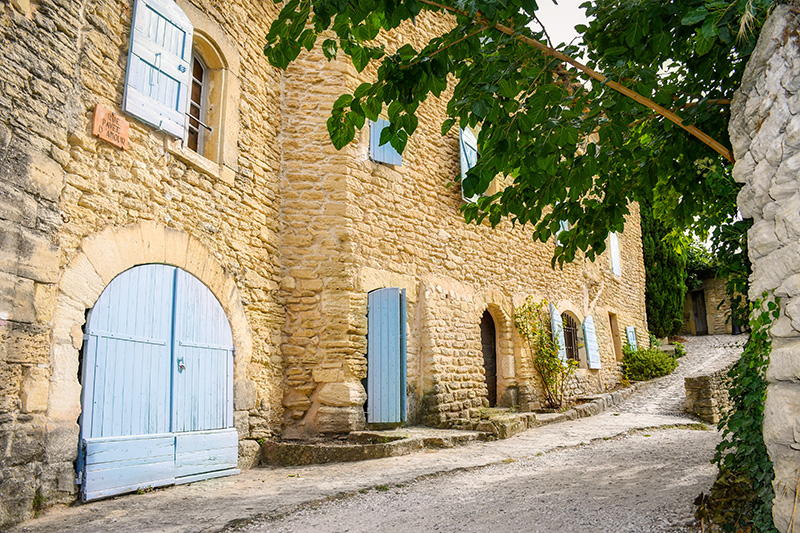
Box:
730;5;800;529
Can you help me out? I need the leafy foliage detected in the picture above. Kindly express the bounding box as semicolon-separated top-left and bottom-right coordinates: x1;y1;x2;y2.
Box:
262;0;778;266
673;342;687;358
621;344;677;381
696;294;780;533
685;241;718;291
641;201;687;338
514;297;577;408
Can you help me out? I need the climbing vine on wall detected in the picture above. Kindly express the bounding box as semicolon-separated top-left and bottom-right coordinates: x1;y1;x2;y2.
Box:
696;293;780;533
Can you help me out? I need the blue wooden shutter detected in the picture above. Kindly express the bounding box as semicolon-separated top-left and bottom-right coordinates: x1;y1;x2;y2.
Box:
609;232;622;276
459;127;479;203
582;315;601;369
556;220;570;246
549;304;567;362
366;288;407;423
625;326;637;350
123;0;193;138
370;119;403;166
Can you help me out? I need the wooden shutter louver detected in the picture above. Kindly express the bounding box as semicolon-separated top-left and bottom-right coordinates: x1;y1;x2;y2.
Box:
123;0;193;138
582;315;602;369
625;326;637;350
549;304;567;362
609;232;622;276
369;119;403;166
459;127;479;203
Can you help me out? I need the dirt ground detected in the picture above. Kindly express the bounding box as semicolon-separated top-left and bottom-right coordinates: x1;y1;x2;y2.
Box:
231;427;718;533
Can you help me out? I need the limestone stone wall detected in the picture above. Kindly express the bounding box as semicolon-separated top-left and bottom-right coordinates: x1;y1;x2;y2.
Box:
0;0;285;525
685;361;734;424
730;6;800;529
279;14;649;435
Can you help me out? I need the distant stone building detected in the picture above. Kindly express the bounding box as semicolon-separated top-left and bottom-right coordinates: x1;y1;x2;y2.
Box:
0;0;648;525
682;277;738;336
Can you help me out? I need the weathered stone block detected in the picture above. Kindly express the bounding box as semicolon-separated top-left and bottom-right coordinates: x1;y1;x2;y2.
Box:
317;382;366;407
20;366;49;413
234;379;257;411
234;410;250;439
45;421;79;464
316;406;364;433
5;322;50;365
238;439;260;470
0;271;35;323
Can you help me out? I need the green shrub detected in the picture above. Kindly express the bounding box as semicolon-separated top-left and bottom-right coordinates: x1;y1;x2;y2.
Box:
622;345;678;381
673;342;687;358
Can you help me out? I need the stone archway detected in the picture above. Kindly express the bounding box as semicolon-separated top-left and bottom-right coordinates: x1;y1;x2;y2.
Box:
43;222;255;478
475;290;516;407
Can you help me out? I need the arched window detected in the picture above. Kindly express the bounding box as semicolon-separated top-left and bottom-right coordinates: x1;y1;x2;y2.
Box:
122;0;240;184
187;52;208;154
562;312;580;363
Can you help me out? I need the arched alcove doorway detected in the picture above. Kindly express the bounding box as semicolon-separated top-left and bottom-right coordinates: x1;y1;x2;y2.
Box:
77;264;238;501
481;310;497;407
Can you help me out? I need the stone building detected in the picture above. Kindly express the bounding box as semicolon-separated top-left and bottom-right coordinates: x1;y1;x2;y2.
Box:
682;277;737;336
0;0;647;525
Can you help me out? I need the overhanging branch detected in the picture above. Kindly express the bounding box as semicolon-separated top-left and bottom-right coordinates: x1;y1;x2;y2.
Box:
418;0;735;163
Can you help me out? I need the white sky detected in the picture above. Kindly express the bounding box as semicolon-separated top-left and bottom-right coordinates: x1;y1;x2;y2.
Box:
533;0;590;49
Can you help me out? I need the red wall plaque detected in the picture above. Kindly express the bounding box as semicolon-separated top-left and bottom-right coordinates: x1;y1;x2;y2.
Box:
92;104;130;150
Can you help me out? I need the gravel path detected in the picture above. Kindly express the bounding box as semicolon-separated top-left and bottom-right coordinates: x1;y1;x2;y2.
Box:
13;335;742;533
235;428;718;533
616;335;744;416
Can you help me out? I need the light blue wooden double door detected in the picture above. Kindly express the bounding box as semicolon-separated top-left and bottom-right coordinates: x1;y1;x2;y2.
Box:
78;264;238;501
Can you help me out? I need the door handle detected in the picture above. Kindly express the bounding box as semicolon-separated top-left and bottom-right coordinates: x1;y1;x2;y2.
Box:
178;357;186;372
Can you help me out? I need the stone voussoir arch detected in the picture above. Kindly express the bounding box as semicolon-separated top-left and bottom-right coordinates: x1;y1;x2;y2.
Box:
45;221;254;466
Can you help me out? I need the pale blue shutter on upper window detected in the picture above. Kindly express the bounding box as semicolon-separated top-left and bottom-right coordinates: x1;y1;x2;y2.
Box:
609;232;622;276
625;326;637;350
123;0;193;138
549;304;567;362
582;315;602;369
370;119;402;166
459;127;479;203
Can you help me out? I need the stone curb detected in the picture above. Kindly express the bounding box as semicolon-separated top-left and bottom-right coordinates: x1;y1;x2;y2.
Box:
262;384;646;466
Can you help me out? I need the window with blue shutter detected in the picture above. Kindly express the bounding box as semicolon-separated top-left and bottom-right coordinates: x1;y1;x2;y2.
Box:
582;315;602;369
369;119;403;166
555;220;570;246
459;127;479;203
609;232;622;276
123;0;193;138
625;326;637;350
549;304;567;362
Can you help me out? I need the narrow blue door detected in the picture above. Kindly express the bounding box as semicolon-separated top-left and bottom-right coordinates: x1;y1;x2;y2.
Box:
366;288;407;424
78;265;237;501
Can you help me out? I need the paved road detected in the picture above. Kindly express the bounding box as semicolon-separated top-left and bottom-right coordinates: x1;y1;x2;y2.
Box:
616;334;744;416
13;335;743;533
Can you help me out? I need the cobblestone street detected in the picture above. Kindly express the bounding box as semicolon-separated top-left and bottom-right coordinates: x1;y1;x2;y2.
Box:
13;336;743;533
616;334;744;416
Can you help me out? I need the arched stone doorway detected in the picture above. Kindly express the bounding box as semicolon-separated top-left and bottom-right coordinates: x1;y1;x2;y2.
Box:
77;264;238;500
45;222;256;500
481;310;497;407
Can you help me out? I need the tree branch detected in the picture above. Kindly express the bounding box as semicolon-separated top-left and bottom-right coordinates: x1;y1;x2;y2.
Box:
417;0;735;163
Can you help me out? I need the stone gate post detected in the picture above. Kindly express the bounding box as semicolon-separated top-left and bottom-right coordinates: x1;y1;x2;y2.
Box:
730;5;800;529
